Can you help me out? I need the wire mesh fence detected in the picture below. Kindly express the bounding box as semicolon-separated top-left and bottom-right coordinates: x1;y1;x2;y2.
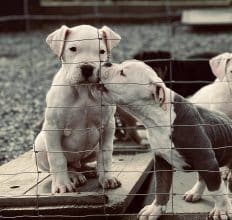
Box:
1;0;232;219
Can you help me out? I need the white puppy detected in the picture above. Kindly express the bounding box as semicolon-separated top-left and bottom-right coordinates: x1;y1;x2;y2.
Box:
34;25;121;193
190;52;232;117
99;60;232;220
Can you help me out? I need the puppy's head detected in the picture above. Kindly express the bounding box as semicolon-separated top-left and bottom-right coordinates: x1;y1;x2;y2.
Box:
46;25;121;84
99;60;167;111
209;52;232;82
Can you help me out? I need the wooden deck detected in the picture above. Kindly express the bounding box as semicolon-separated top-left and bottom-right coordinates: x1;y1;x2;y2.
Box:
1;140;229;219
0;148;153;218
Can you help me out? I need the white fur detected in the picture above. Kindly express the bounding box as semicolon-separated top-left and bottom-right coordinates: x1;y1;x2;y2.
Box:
34;25;121;193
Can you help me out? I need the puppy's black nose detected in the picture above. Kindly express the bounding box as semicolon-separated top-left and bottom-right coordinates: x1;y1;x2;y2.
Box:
81;65;94;79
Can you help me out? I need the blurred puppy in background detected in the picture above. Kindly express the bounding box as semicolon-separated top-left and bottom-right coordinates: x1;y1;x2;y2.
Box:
190;52;232;118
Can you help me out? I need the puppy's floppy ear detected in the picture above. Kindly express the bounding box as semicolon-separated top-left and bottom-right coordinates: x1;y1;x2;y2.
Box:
151;82;167;111
209;52;232;81
99;26;121;54
46;25;70;58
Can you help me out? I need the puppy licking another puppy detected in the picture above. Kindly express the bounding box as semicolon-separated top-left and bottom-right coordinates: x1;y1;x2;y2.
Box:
98;60;232;220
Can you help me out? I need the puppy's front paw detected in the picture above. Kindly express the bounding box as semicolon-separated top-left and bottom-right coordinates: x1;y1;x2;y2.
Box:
184;189;202;202
52;174;76;194
137;204;166;220
99;176;121;189
209;203;232;220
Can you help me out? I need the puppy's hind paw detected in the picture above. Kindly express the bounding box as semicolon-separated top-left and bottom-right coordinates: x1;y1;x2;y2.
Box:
99;176;121;189
69;171;87;186
52;179;76;194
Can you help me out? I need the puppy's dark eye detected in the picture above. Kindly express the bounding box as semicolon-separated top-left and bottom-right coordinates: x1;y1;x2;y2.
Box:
100;49;106;54
120;70;126;77
69;47;77;52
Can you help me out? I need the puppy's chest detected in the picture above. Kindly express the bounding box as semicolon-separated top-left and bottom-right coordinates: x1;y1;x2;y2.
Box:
149;128;190;171
65;98;109;127
61;98;111;155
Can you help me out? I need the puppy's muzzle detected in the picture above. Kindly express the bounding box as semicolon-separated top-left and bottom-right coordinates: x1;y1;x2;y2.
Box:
81;64;94;80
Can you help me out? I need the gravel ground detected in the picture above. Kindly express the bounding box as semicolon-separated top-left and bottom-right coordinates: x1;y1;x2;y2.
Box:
0;23;232;165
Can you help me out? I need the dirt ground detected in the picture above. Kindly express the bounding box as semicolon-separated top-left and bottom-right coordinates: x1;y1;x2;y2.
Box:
0;23;232;164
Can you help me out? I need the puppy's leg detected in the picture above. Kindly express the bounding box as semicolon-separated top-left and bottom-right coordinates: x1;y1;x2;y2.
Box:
184;174;206;202
208;181;232;220
43;121;75;194
34;130;77;193
97;114;121;189
138;155;173;220
34;132;50;171
199;166;232;220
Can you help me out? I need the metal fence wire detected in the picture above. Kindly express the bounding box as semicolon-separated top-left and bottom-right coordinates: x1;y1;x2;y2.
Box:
1;0;232;220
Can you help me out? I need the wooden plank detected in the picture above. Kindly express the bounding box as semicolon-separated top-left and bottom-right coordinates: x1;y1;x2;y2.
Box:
0;192;107;208
0;151;34;177
106;153;154;214
0;151;49;197
182;9;232;26
0;152;153;217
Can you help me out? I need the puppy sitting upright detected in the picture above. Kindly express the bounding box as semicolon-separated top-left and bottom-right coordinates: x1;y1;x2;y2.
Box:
34;25;121;193
99;60;232;220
